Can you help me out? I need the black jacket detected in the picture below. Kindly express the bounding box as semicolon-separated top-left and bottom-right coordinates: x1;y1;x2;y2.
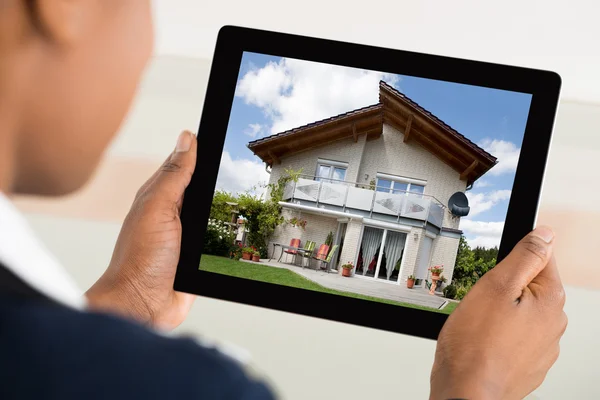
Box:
0;264;277;399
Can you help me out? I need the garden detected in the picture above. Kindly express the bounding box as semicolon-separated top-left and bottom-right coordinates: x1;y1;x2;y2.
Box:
442;236;498;301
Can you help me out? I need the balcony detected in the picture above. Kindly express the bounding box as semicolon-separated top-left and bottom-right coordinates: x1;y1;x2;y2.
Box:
282;176;445;228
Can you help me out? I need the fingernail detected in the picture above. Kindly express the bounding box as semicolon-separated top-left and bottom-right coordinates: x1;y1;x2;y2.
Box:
532;226;554;243
175;131;192;153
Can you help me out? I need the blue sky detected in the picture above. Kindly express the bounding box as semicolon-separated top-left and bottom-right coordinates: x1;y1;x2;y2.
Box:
216;52;532;249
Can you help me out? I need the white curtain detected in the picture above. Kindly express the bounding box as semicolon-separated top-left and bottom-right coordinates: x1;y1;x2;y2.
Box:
360;227;383;275
383;231;407;280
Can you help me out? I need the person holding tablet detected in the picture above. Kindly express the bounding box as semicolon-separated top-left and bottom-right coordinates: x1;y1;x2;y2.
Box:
0;1;567;400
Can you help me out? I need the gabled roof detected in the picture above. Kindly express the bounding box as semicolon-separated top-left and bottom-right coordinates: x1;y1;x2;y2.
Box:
247;81;497;185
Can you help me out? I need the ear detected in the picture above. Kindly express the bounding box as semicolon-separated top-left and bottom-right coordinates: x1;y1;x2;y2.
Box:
32;0;97;45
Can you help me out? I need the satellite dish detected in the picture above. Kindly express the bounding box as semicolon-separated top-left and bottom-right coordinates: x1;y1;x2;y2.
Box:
448;192;470;217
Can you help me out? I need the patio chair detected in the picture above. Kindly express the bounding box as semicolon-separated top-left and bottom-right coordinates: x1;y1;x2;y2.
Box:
284;238;301;263
318;244;339;273
312;244;330;265
300;241;316;269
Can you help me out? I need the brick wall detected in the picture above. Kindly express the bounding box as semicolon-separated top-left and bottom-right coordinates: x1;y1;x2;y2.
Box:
268;209;339;260
338;220;363;274
397;227;423;283
269;135;367;186
430;235;460;282
357;124;467;229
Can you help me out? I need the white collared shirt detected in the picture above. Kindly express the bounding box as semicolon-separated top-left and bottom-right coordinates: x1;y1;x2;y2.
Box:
0;193;86;310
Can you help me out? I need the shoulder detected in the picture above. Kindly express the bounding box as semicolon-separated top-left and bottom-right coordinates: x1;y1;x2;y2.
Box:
0;299;277;400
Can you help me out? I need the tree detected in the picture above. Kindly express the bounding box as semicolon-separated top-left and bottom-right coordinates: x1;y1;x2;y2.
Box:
234;168;303;258
452;236;497;288
210;190;237;222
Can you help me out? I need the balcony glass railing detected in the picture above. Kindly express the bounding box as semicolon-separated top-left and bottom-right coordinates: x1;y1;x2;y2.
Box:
282;175;445;228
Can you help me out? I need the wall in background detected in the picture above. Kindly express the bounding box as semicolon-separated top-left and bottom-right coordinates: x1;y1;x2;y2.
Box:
152;0;600;104
14;55;600;399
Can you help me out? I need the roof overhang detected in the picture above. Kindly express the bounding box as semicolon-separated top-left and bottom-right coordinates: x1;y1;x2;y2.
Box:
248;82;498;185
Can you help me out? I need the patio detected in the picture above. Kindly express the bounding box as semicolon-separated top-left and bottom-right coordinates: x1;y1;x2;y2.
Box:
241;259;449;310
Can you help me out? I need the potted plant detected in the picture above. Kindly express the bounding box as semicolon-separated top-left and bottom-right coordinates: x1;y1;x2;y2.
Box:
242;247;254;260
252;251;261;262
288;217;307;229
429;265;443;278
407;275;416;289
436;275;447;292
341;262;354;277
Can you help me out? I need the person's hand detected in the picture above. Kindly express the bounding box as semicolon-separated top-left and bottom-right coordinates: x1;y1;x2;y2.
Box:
430;226;567;400
86;130;197;331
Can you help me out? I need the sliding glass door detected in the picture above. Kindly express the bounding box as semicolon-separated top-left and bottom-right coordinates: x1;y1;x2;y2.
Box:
356;226;408;283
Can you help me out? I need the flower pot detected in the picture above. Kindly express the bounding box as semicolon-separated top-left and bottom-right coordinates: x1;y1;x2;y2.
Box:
242;252;252;260
407;279;415;289
342;268;352;277
252;254;260;262
432;272;440;278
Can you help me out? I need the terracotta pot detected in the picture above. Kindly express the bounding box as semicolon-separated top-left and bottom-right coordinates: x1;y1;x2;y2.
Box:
407;279;415;289
342;268;352;277
432;272;440;277
252;254;260;262
242;252;252;260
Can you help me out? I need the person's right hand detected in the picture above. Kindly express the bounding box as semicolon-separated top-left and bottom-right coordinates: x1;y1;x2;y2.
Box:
430;226;567;400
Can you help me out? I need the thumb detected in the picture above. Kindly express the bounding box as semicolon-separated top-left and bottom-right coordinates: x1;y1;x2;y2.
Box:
490;226;555;294
148;131;197;203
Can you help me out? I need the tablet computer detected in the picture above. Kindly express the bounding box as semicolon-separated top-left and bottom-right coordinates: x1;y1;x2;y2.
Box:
175;26;560;339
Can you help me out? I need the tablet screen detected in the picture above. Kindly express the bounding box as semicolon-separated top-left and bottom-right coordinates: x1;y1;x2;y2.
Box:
201;51;532;315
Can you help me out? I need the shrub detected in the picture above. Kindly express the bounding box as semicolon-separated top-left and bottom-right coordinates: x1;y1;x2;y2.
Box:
443;284;457;299
455;284;470;301
230;244;243;261
203;219;234;257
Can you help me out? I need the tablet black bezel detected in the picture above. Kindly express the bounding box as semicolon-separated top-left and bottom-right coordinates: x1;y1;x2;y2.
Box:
174;25;561;340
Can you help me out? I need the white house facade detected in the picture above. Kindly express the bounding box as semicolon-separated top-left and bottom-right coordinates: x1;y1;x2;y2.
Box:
247;82;497;287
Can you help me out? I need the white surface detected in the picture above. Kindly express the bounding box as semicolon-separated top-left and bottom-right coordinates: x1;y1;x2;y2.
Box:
152;0;600;103
19;54;600;399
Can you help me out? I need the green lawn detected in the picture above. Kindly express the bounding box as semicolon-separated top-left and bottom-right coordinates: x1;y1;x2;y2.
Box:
200;255;457;315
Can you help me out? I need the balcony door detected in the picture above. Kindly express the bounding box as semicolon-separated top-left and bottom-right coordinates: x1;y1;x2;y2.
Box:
355;226;408;283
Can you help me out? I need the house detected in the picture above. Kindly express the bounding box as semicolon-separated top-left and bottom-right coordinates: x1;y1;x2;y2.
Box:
246;81;497;287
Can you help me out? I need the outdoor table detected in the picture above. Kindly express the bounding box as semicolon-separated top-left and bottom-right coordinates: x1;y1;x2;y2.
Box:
270;243;310;264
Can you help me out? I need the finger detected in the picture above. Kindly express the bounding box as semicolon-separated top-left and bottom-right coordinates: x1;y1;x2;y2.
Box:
134;131;196;200
145;131;197;203
490;226;555;293
530;255;566;305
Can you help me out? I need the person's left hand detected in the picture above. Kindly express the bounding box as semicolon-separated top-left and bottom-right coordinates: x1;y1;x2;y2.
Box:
86;130;197;331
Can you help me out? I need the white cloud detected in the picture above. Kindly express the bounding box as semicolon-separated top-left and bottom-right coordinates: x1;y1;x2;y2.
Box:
236;57;400;135
215;151;270;195
479;139;521;176
473;179;491;189
244;123;263;138
465;189;511;217
460;220;505;249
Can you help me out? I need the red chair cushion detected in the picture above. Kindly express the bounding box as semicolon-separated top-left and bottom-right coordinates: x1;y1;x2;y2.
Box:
284;238;301;255
315;244;329;260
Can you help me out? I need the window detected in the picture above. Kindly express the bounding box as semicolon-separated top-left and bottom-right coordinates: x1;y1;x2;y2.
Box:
315;159;348;183
375;174;426;197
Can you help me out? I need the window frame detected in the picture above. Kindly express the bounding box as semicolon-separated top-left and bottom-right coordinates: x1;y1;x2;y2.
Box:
315;159;348;183
375;173;426;196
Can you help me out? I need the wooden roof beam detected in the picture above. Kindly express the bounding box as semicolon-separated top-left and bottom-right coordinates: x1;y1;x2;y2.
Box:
268;150;280;165
460;160;478;181
403;114;414;142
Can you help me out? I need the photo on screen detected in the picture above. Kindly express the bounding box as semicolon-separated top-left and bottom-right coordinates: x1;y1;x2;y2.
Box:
200;51;532;315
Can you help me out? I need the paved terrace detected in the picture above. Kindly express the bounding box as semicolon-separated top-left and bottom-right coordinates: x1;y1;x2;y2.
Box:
241;259;449;310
